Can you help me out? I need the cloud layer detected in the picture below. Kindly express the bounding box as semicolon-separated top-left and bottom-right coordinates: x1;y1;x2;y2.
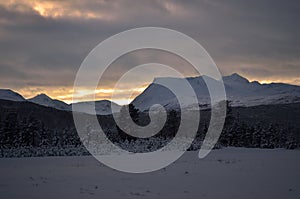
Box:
0;0;299;103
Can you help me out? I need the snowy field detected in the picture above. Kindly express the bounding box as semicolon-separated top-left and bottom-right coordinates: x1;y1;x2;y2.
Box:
0;148;299;199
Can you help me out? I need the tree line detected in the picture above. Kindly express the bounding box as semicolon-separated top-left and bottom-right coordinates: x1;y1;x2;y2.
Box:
0;103;299;153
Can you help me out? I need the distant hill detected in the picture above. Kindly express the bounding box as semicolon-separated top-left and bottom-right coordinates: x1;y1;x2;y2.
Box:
28;94;70;111
0;89;25;102
0;90;120;115
1;73;300;114
72;100;121;115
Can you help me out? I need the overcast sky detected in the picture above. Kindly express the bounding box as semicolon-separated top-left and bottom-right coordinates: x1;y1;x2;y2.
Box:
0;0;299;104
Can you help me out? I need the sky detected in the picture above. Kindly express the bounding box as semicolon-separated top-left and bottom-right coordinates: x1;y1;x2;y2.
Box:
0;0;299;104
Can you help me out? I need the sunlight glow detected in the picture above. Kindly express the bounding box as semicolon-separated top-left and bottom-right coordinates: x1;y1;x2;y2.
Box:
1;0;113;20
16;85;148;105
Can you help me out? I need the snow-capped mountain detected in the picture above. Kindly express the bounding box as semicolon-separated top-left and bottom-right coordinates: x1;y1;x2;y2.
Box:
72;100;121;115
0;89;25;101
28;94;70;111
132;73;300;111
2;73;300;114
28;94;121;115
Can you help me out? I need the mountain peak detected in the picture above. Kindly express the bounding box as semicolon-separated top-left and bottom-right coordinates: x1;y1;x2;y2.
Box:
223;73;249;83
28;93;54;103
0;89;25;101
33;93;52;100
228;73;244;78
28;93;70;111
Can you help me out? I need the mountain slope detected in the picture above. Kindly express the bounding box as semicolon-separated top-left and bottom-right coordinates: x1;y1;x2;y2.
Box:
28;94;70;111
132;73;300;110
72;100;121;115
0;89;25;102
0;89;120;115
28;94;120;115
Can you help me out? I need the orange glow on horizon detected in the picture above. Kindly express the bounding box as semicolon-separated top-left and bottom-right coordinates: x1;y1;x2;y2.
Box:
12;76;300;105
16;85;148;105
248;77;300;85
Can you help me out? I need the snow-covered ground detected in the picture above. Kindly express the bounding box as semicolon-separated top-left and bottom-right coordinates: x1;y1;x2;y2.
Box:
0;148;299;199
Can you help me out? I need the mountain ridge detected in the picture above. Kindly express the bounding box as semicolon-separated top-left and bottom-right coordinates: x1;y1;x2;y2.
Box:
1;73;300;113
0;91;120;115
28;93;70;111
132;73;300;110
0;89;25;102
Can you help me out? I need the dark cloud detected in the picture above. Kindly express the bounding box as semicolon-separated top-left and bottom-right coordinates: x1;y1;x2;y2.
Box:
0;0;299;97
